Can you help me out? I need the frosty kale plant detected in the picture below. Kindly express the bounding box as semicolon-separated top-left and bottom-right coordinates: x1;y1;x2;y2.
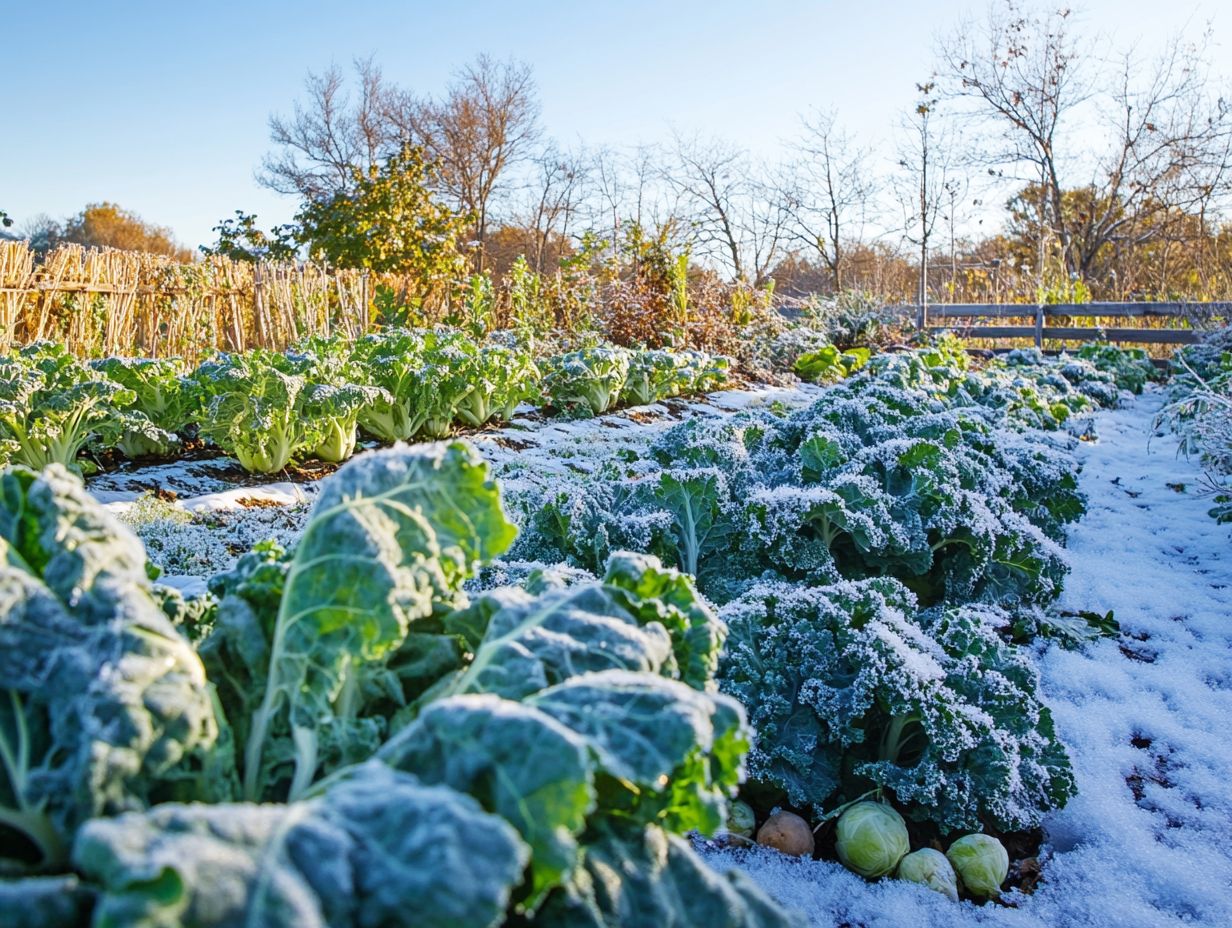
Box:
717;577;1076;833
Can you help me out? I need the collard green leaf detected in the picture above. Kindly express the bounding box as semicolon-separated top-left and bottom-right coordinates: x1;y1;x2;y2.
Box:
379;695;594;911
238;442;516;801
600;552;727;693
427;583;675;704
528;670;748;836
0;465;228;870
74;761;527;928
530;822;802;928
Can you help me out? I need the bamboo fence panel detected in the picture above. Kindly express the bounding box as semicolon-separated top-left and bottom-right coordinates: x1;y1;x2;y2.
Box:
0;242;36;352
0;242;423;363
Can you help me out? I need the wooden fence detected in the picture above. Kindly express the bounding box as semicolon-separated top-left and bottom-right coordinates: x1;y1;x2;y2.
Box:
904;301;1232;349
4;238;1229;361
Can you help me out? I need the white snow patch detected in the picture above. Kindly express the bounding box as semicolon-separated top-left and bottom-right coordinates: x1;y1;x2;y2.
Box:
157;574;210;599
177;482;311;513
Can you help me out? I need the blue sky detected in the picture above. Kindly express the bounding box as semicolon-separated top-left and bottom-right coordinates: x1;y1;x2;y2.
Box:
1;0;1223;248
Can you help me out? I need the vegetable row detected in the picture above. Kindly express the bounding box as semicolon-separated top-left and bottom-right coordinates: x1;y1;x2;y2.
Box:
499;337;1156;900
0;334;731;475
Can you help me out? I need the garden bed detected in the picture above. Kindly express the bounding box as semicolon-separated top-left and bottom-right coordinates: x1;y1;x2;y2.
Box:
701;388;1232;928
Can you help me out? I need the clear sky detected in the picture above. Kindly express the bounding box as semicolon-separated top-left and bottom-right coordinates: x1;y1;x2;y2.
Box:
1;0;1223;249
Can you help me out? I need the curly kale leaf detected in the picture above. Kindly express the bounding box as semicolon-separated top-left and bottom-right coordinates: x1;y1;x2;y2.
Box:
718;578;1075;833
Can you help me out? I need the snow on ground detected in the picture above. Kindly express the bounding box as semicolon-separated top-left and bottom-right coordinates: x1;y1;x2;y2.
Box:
705;386;1232;928
107;384;820;577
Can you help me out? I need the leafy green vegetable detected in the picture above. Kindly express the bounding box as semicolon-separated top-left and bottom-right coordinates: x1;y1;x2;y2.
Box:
542;347;631;415
380;696;593;909
0;444;797;928
189;350;313;473
1073;343;1158;394
896;848;959;901
718;578;1076;833
793;345;870;384
453;344;540;427
0;465;227;871
90;356;193;458
75;761;529;928
834;801;910;878
946;833;1009;899
228;441;516;801
528;670;747;836
531;821;801;928
510;346;1095;613
0;343;133;470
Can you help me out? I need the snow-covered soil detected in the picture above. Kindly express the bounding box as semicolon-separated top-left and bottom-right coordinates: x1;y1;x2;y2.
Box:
705;387;1232;928
105;384;820;580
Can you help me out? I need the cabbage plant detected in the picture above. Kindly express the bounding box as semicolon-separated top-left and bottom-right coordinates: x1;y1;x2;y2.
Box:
897;848;959;901
0;342;133;470
946;833;1009;899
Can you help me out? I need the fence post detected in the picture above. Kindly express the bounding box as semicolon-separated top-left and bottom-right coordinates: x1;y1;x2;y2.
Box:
1034;302;1044;348
253;262;266;348
361;269;370;333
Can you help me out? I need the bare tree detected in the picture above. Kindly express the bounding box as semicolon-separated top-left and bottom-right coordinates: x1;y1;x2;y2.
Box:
896;82;960;315
781;110;880;291
520;142;591;272
938;2;1086;272
259;57;400;200
938;1;1232;280
389;55;542;269
1072;33;1232;278
668;135;788;285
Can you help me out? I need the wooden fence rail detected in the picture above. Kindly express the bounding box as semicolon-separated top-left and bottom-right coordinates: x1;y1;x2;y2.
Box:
889;301;1232;348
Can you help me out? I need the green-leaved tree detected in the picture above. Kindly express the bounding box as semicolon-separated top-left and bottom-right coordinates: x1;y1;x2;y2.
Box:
295;145;470;304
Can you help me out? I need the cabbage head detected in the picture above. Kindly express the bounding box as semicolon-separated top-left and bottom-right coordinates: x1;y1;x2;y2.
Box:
834;801;909;878
946;833;1008;898
897;848;958;901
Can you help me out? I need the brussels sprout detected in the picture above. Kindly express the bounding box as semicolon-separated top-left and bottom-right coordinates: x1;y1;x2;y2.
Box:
834;801;910;878
728;800;756;838
756;810;814;857
946;833;1009;899
897;848;959;901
